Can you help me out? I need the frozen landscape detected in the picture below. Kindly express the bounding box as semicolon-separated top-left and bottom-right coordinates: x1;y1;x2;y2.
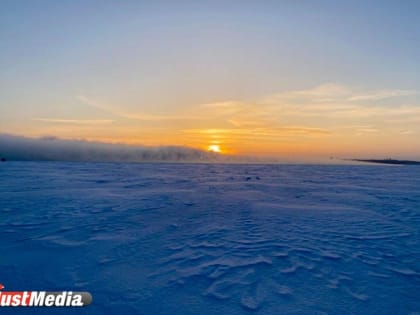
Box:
1;161;419;314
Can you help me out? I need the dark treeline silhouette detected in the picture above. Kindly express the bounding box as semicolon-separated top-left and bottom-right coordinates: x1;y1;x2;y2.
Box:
351;159;420;165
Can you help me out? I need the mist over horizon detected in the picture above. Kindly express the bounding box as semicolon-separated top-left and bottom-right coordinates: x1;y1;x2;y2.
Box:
0;133;226;163
1;133;419;164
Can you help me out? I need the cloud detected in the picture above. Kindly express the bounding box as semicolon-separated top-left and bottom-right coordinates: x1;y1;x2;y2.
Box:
33;118;114;125
70;84;419;156
0;134;223;162
263;84;416;102
400;130;415;135
77;95;201;121
183;126;331;138
78;84;419;129
176;84;419;149
206;84;420;125
347;89;417;101
356;128;379;133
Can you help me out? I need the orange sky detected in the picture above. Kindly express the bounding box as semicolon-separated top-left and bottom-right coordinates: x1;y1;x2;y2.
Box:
1;2;420;160
4;84;419;160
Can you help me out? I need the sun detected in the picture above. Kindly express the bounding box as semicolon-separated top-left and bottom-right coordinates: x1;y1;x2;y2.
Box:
208;144;221;153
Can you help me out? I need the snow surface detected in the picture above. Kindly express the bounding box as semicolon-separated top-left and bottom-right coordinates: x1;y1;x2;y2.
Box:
1;162;419;314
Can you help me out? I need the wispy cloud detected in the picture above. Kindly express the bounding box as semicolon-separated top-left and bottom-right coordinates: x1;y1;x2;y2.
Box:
263;84;417;102
71;84;419;156
78;84;419;128
347;89;417;101
33;118;114;125
77;95;201;121
199;85;418;126
183;126;331;141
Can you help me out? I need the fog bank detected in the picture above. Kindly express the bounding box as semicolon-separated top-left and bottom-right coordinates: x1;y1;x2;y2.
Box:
0;134;222;163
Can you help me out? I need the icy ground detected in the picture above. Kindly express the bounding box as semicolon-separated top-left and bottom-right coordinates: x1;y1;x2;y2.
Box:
1;162;419;314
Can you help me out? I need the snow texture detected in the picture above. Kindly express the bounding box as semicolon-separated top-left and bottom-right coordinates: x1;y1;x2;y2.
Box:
1;162;419;314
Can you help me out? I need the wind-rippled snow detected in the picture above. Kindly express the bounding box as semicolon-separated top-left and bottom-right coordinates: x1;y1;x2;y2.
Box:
1;162;419;314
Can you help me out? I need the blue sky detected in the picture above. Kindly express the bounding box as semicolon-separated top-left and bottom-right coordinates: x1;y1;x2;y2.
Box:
1;0;419;158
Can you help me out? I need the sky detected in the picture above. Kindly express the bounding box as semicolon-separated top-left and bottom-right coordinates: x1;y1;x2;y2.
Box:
1;0;419;160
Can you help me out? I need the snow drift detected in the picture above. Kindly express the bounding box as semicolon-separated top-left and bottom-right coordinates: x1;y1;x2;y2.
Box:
1;162;419;314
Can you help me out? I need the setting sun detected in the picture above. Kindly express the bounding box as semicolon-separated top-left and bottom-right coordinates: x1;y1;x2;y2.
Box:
208;145;221;153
